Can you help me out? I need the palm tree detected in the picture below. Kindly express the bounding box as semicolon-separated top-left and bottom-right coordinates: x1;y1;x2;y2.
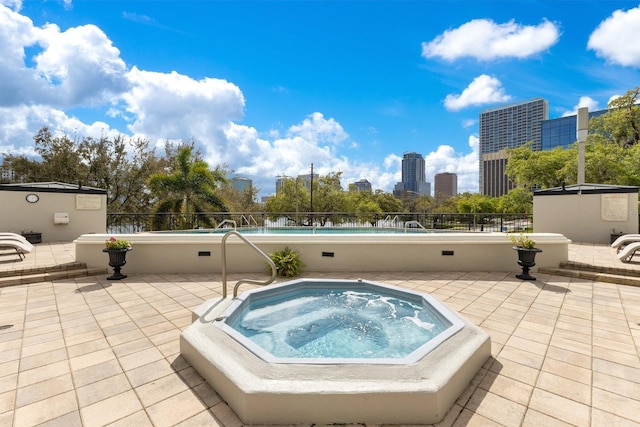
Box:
148;146;227;230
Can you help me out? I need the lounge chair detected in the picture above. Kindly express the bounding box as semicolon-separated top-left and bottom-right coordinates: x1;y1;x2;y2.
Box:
0;238;33;260
0;233;31;245
618;241;640;263
611;234;640;252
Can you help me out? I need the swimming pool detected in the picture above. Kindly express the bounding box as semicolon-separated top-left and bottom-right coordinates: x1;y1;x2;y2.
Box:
155;226;442;234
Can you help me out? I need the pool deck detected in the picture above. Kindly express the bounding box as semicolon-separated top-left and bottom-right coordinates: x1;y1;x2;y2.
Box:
0;241;639;426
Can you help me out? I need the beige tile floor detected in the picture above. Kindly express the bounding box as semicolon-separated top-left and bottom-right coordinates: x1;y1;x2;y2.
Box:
0;242;639;426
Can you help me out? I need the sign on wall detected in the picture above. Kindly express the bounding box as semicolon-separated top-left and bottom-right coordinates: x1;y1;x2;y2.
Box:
76;194;102;210
601;193;629;221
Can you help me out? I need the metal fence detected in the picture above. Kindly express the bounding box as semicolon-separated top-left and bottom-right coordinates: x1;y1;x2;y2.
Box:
106;212;533;234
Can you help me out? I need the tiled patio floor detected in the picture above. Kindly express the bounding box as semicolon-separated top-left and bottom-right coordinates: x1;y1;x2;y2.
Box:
1;242;639;426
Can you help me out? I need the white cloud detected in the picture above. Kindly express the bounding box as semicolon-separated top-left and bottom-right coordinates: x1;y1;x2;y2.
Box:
120;67;245;163
0;4;128;108
0;0;22;11
444;74;512;111
424;135;479;194
222;114;395;195
287;112;348;145
422;18;559;61
561;96;600;117
35;23;129;106
588;5;640;67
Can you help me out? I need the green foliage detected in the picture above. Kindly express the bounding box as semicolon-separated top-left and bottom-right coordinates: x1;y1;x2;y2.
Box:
268;247;304;277
505;142;575;189
508;233;536;249
456;193;497;213
148;146;228;229
105;237;132;250
497;187;533;214
590;87;640;148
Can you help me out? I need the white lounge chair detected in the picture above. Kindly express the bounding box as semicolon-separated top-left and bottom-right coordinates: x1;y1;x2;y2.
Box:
611;234;640;253
0;233;31;245
0;238;33;260
618;241;640;263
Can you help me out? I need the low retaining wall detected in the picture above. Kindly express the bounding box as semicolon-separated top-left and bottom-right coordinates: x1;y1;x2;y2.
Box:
74;232;570;274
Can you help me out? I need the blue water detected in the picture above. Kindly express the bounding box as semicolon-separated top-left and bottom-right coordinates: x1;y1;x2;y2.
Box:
225;287;453;359
179;226;438;235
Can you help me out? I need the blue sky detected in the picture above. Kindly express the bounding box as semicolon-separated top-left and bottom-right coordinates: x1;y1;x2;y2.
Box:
1;0;639;197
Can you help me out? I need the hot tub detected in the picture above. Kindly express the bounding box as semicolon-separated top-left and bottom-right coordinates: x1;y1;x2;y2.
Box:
180;278;491;424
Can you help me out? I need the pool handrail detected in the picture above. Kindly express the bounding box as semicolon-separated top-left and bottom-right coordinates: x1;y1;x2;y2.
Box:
221;230;277;298
404;220;426;232
215;219;237;231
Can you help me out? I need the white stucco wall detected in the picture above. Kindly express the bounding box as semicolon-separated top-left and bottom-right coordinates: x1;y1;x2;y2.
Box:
0;188;106;242
534;190;638;244
75;232;570;275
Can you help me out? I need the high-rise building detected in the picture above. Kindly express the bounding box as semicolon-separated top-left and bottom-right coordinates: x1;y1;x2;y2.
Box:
434;172;457;198
479;98;548;197
351;179;372;192
393;152;431;197
230;176;252;192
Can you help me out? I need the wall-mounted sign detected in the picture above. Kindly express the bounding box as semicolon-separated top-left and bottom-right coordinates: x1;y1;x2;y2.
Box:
601;193;629;221
76;194;102;210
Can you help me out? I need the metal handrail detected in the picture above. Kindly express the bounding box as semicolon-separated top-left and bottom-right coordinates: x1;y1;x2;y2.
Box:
215;219;237;231
221;230;277;298
240;215;258;227
404;220;426;232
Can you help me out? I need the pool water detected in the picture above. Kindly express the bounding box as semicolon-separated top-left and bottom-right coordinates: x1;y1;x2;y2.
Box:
163;226;439;235
225;285;454;359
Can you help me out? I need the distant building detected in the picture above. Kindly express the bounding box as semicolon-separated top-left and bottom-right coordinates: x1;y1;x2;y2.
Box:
230;176;252;192
275;173;319;193
297;173;319;191
434;172;457;198
393;152;431;197
351;179;372;192
479;98;548;197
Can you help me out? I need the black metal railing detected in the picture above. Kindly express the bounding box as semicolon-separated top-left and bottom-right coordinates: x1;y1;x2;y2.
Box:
106;212;533;234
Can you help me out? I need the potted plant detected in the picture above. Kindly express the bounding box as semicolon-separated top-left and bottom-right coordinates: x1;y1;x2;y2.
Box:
268;247;304;277
103;237;132;280
508;234;542;281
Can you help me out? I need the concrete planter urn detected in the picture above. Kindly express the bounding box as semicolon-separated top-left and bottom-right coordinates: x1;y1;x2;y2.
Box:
513;247;542;281
103;237;132;280
103;248;131;280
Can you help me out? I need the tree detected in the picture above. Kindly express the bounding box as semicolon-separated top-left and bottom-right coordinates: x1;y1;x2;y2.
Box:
497;187;533;214
590;87;640;148
32;127;88;183
456;193;496;214
263;177;310;225
147;146;227;230
312;172;348;225
371;190;403;212
505;142;575;189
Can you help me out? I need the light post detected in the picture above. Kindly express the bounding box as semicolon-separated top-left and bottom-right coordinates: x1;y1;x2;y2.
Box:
309;163;314;226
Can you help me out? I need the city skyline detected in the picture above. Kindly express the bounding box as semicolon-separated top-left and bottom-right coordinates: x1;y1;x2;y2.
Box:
0;1;639;197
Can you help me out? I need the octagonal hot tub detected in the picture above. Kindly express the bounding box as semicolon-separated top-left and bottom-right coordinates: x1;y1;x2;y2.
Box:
180;279;491;424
